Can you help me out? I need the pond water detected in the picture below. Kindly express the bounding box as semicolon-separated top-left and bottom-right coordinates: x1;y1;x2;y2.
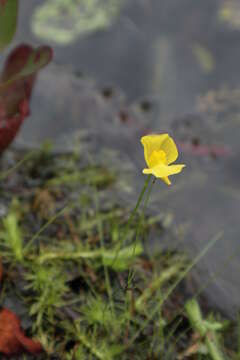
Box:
5;0;240;316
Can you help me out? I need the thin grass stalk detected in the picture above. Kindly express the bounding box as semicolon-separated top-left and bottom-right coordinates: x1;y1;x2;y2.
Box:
125;231;223;349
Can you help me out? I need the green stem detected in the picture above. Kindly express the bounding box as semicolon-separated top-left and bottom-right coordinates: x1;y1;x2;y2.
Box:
127;177;155;287
37;244;142;264
125;231;223;350
185;299;226;360
110;175;152;269
0;150;37;181
94;188;115;317
135;262;184;312
24;204;71;254
206;337;226;360
75;324;109;360
124;175;152;238
38;249;103;263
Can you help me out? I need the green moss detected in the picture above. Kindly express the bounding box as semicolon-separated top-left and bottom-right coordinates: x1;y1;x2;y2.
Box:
0;148;235;359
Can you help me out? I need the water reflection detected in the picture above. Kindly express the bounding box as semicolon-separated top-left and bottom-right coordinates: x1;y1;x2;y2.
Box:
11;0;240;316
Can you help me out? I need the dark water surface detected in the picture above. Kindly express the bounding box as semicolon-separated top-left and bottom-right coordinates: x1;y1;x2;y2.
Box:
5;0;240;316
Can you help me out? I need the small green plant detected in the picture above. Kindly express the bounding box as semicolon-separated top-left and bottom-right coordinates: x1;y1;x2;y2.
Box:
185;298;227;360
0;144;235;359
0;200;24;263
25;263;68;329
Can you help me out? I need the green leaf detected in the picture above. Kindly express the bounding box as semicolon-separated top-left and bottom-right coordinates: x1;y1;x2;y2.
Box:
102;243;143;271
185;298;206;336
0;0;18;51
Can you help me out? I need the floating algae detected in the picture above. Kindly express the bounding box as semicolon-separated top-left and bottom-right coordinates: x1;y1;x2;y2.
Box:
32;0;125;44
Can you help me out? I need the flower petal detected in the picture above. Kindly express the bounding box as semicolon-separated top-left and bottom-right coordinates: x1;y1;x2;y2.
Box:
143;163;185;178
161;135;179;164
141;134;169;168
162;177;171;185
148;150;166;168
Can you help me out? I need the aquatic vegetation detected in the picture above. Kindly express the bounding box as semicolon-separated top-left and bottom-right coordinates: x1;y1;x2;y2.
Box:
185;299;226;360
25;263;69;328
32;0;125;44
0;1;238;358
141;133;185;185
0;147;234;359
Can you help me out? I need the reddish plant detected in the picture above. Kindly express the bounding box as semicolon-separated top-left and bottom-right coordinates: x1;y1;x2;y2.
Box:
0;308;43;356
0;44;52;153
0;0;7;7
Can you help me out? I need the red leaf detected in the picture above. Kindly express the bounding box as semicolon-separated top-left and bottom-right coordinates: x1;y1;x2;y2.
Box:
0;43;52;153
0;1;7;7
0;308;43;356
0;45;36;117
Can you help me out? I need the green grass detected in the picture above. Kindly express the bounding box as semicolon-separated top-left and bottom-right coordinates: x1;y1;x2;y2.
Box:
0;148;236;359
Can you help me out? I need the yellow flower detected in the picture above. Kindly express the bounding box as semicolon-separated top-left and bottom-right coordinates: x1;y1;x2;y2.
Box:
141;134;185;185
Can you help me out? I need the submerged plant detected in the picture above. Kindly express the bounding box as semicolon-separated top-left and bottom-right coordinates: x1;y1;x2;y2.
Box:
0;139;233;358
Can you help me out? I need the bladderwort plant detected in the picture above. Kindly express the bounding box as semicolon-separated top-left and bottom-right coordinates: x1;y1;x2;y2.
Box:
0;135;232;359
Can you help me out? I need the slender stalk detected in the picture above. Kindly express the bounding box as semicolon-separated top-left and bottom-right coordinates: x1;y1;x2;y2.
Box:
0;150;37;181
123;175;152;240
125;231;223;349
24;204;71;254
135;262;184;312
75;324;109;360
94;188;115;317
127;176;155;287
110;175;152;269
238;313;240;358
37;244;142;264
185;299;226;360
38;249;109;263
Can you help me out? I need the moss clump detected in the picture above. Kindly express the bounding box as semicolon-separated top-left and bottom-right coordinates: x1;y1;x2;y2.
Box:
0;148;233;359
